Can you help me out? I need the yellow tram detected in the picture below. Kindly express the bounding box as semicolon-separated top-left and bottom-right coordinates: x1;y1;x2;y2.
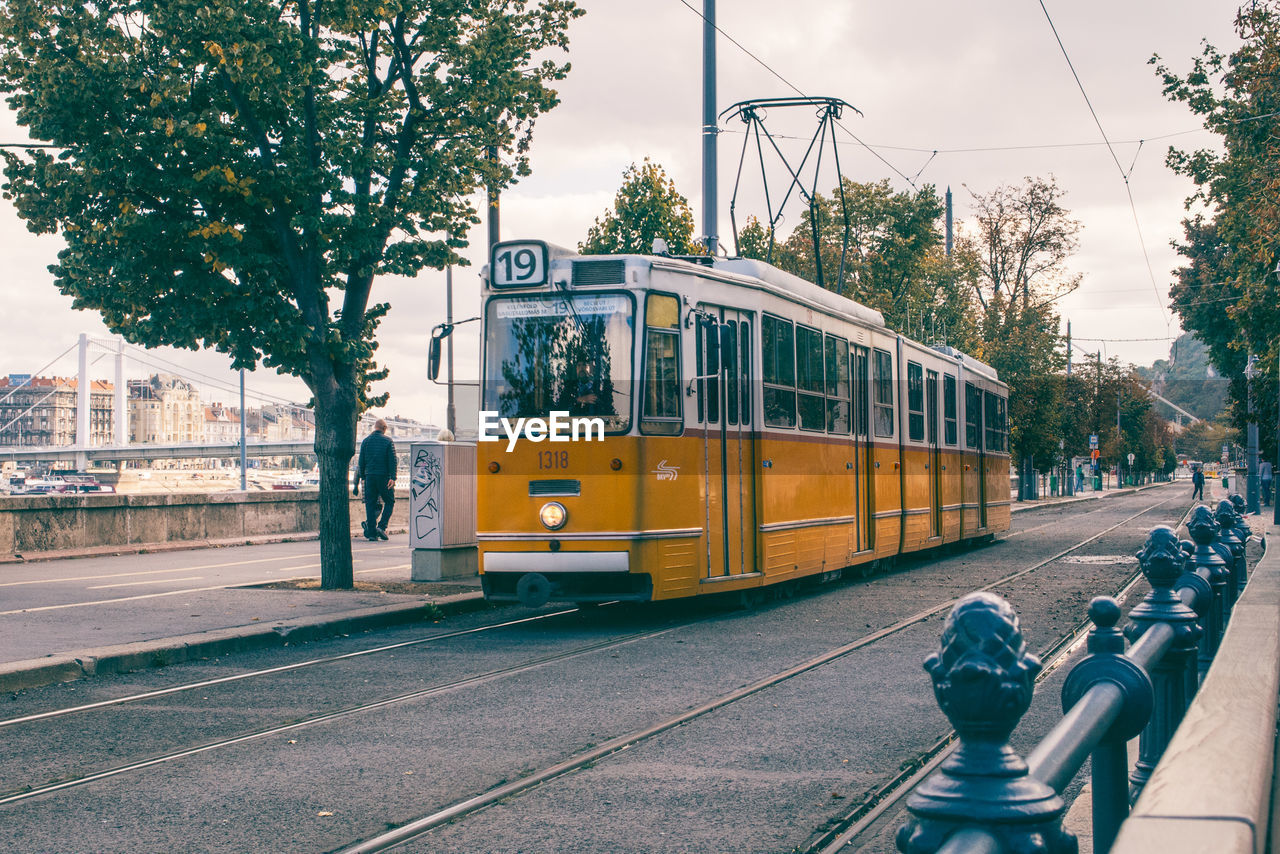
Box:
476;240;1010;607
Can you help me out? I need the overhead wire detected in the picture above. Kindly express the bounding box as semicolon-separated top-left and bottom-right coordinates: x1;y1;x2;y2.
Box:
1035;0;1171;331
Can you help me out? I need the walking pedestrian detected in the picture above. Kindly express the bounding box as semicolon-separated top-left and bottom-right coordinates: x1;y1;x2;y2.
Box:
1074;463;1084;493
354;418;396;541
1261;459;1274;507
1191;465;1204;502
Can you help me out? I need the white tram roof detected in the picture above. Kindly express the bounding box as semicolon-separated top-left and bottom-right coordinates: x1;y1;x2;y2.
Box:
931;344;1000;383
707;257;886;329
488;242;998;383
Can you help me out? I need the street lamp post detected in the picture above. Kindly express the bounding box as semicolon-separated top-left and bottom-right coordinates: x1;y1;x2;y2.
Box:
1245;354;1260;514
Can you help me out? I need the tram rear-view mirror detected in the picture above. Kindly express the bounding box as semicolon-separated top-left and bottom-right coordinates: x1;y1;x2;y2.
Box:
427;335;442;381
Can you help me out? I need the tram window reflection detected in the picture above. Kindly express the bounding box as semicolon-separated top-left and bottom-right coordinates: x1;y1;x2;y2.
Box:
484;293;634;433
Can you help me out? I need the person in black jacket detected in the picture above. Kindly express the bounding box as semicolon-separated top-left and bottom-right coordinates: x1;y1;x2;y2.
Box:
354;418;396;541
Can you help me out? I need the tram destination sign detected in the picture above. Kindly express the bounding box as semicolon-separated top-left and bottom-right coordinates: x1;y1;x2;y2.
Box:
494;295;628;319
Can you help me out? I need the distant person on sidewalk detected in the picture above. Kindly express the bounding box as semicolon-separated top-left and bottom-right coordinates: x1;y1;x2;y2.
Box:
1191;465;1204;502
354;418;396;541
1074;464;1084;493
1261;459;1274;507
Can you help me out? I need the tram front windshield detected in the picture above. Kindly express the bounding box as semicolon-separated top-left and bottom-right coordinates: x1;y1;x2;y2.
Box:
483;293;634;432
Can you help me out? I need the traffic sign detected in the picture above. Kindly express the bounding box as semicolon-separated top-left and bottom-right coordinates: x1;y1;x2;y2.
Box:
1091;449;1100;461
1127;453;1135;465
1089;434;1099;450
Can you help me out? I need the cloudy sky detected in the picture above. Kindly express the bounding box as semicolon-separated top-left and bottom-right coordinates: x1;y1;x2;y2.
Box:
0;1;1242;429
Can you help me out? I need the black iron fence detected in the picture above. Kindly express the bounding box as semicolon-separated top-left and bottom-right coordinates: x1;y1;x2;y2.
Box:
897;496;1261;854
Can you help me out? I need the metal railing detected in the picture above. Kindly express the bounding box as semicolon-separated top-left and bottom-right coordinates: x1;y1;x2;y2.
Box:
897;496;1258;854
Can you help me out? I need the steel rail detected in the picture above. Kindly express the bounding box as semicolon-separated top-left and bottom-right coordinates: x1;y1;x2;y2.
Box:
0;608;584;730
335;495;1181;854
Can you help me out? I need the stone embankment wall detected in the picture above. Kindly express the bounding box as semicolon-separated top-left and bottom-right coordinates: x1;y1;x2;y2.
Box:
0;490;410;559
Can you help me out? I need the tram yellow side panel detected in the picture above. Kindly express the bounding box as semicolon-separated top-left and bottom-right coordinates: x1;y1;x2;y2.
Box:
959;451;981;538
900;446;932;554
756;434;851;580
985;455;1012;534
939;449;963;543
643;538;700;599
873;443;901;558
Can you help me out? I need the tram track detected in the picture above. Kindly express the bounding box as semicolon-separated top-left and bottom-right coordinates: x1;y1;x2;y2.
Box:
332;494;1180;854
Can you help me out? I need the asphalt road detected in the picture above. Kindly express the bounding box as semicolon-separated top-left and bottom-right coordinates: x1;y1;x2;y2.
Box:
0;484;1213;853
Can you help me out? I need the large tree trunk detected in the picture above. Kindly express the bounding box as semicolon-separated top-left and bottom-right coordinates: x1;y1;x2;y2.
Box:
313;386;358;589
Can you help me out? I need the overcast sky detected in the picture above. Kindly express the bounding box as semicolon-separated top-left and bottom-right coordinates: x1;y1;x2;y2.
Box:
0;1;1243;428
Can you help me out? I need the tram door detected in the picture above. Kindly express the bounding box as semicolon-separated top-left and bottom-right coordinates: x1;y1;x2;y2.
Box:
926;369;941;538
852;346;873;552
696;308;757;577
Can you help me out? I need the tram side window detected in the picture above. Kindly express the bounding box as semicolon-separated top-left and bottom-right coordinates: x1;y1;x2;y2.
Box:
943;375;958;445
825;334;850;434
696;316;719;425
641;294;682;436
984;391;1008;452
853;347;870;437
796;325;824;431
965;382;981;449
907;361;925;442
725;320;739;426
739;321;752;427
762;314;797;428
873;348;894;438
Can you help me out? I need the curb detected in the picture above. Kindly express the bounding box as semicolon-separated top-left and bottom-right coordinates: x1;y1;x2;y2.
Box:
0;589;489;694
0;526;410;565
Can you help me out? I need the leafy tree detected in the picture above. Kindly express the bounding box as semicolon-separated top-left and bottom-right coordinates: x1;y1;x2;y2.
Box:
963;177;1080;471
0;0;582;588
579;159;697;255
1153;1;1280;462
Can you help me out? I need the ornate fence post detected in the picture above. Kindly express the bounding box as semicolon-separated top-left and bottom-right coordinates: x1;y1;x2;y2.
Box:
1060;597;1153;853
1126;526;1201;800
1227;494;1252;597
1174;546;1212;692
1214;500;1244;613
1188;506;1230;654
897;592;1074;854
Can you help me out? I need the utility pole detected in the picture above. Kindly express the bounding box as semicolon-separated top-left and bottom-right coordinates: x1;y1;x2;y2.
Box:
239;368;247;491
76;332;89;472
1245;354;1260;513
702;0;718;255
1065;320;1072;376
945;187;953;257
446;266;456;436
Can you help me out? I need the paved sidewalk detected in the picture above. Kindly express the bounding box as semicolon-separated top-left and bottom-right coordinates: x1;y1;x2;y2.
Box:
0;538;487;694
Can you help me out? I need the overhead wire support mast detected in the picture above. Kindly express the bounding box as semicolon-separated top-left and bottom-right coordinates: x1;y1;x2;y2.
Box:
720;97;860;290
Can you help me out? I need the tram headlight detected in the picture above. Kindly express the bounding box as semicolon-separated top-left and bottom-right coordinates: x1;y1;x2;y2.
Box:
539;501;567;531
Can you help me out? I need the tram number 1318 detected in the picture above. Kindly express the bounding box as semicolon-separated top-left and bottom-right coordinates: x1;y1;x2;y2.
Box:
538;450;570;470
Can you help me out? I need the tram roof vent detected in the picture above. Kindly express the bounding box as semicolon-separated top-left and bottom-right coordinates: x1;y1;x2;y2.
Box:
571;259;627;287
